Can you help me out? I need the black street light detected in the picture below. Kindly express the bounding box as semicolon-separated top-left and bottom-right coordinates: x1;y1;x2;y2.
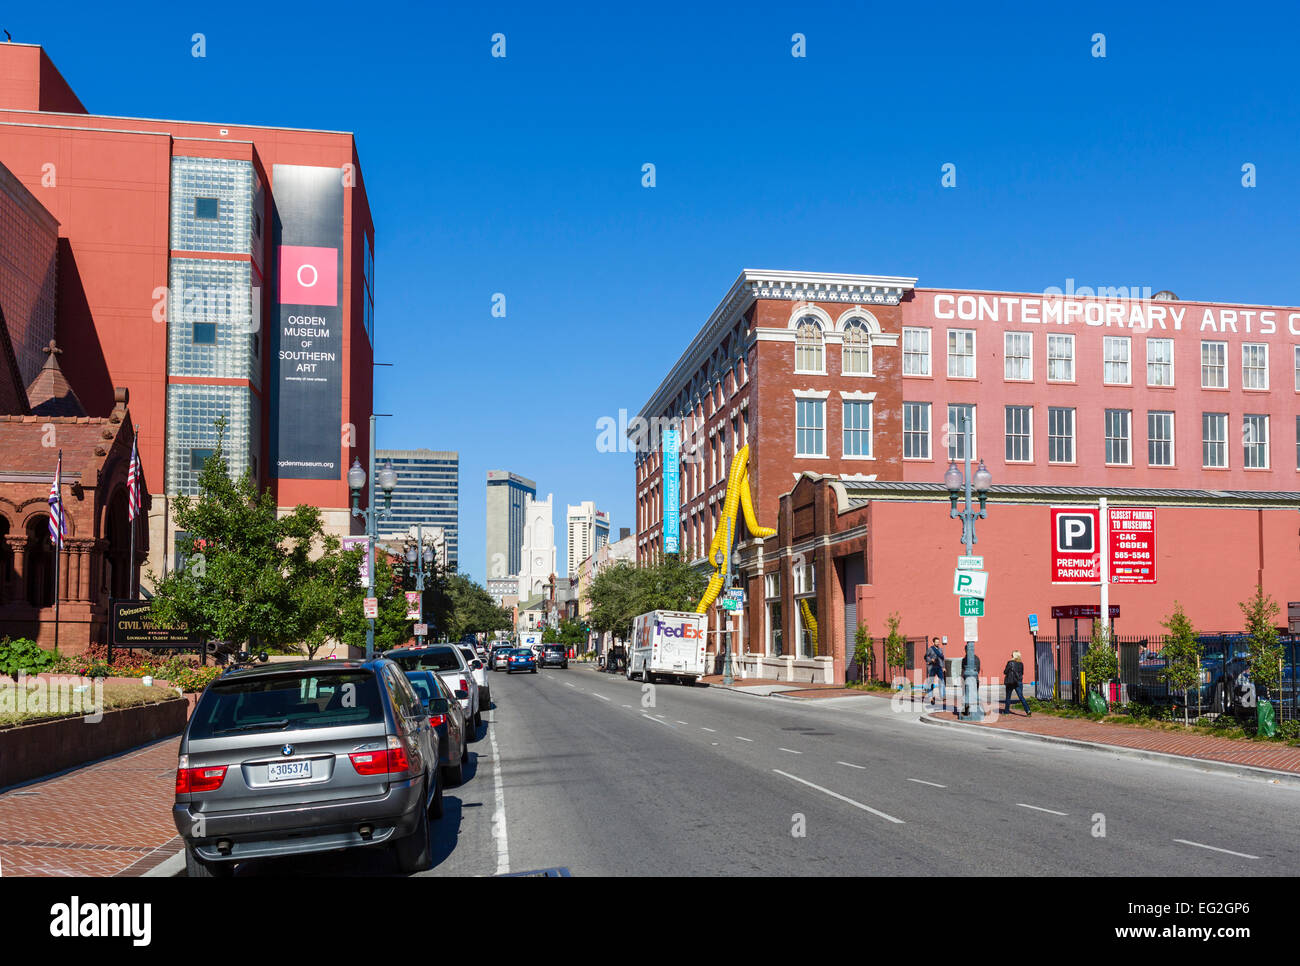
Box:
943;410;992;720
348;415;397;659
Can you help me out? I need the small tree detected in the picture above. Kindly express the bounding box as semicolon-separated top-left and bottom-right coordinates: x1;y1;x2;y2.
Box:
1241;586;1282;726
853;621;872;683
1078;620;1119;708
1159;602;1201;725
883;612;907;675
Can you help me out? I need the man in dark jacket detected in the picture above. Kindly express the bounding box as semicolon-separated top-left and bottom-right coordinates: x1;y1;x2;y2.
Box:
924;637;947;709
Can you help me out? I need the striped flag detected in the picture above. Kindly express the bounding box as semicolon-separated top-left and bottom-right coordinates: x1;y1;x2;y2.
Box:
127;435;141;521
48;452;67;548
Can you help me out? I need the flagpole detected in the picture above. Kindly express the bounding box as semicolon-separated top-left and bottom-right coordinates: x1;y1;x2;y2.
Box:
53;449;61;655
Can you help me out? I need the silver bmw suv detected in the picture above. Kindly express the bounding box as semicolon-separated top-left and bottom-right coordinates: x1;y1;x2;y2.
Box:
173;658;441;877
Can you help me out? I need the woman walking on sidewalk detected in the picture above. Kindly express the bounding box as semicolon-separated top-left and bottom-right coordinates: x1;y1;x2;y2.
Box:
1002;650;1031;716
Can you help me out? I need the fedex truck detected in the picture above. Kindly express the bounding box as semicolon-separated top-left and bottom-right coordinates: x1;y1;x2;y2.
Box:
627;610;708;685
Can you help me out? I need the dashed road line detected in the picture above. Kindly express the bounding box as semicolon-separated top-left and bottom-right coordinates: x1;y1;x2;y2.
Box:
778;748;802;755
1017;803;1068;816
700;727;717;733
642;714;675;728
907;778;947;788
772;770;904;824
675;720;688;725
836;761;866;770
735;736;754;742
590;693;610;701
1173;839;1260;860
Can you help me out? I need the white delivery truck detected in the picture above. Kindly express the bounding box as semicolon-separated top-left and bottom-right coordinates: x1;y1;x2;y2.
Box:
519;630;542;650
627;610;708;685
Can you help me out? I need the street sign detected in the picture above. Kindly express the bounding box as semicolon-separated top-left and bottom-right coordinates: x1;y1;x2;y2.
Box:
1108;506;1156;584
405;591;422;620
414;623;428;636
957;555;984;570
1028;613;1039;634
722;597;740;611
725;587;745;602
959;597;984;617
1050;604;1120;620
952;569;988;599
963;616;979;642
363;597;379;619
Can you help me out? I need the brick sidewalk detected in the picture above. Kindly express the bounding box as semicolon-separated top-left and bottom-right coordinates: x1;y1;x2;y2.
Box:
0;737;183;876
933;709;1300;775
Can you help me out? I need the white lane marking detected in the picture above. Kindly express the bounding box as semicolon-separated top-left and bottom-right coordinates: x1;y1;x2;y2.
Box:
488;719;509;876
1017;803;1068;816
772;770;904;824
675;720;688;725
837;761;866;770
564;682;577;689
778;748;803;755
1173;839;1260;860
591;693;610;701
623;704;633;709
735;736;754;742
700;727;717;733
642;714;674;728
907;778;947;788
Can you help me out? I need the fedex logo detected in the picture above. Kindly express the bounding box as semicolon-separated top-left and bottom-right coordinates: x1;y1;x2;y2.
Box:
656;621;703;640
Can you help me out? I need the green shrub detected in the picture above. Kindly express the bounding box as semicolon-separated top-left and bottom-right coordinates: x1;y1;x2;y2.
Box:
0;637;55;678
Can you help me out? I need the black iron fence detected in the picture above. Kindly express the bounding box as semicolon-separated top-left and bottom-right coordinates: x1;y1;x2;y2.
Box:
1034;631;1300;723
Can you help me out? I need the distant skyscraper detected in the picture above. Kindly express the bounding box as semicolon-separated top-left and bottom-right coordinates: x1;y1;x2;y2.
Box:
518;492;556;600
566;501;610;576
378;449;459;571
485;470;536;580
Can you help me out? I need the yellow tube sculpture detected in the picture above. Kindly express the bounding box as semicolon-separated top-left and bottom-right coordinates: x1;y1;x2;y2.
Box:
695;444;776;613
799;597;819;655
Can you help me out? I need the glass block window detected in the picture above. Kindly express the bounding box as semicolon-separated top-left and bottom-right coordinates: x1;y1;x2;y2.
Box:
1202;341;1227;388
1243;414;1269;469
947;329;975;378
1048;407;1075;464
170;157;255;254
168;258;256;381
165;384;254;495
1004;332;1032;381
795;398;825;456
1147;338;1173;387
903;401;931;459
947;403;976;460
1243;343;1268;390
1103;336;1131;384
1005;405;1032;462
1047;334;1074;382
1147;411;1174;467
903;327;931;376
1202;413;1228;468
843;400;872;457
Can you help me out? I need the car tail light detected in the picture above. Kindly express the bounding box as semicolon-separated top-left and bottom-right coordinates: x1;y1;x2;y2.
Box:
459;678;469;693
429;713;447;727
349;736;411;776
175;757;228;794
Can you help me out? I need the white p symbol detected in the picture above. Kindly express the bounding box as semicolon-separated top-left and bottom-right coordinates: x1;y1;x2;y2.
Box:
1064;519;1087;546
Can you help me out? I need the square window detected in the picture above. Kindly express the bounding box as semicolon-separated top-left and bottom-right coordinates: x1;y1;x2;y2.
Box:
190;448;215;472
192;322;217;345
194;197;219;220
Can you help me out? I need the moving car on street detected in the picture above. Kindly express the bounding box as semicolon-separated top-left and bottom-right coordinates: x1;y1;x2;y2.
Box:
386;644;482;732
507;648;537;674
173;658;442;878
540;644;568;669
404;670;469;787
490;646;512;671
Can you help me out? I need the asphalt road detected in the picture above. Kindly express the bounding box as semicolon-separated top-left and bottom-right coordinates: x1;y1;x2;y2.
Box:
229;663;1300;876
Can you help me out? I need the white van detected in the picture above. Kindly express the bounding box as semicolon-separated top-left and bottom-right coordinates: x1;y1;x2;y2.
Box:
627;610;708;685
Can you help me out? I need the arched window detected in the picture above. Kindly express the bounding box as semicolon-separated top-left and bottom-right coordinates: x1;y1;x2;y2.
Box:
842;318;872;374
794;316;824;373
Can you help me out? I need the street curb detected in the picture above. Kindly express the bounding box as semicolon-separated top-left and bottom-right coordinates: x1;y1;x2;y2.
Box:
142;850;186;877
919;713;1300;787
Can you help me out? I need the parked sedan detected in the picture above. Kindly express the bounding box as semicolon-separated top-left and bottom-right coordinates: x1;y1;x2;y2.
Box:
404;670;469;787
173;659;442;878
540;645;568;669
490;647;512;671
507;648;537;674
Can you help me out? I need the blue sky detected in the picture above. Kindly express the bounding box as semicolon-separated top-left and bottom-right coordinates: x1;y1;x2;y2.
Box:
11;1;1300;582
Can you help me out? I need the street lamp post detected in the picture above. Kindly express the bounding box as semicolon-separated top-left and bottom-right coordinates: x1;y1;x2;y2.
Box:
944;411;992;721
405;524;434;645
348;414;397;659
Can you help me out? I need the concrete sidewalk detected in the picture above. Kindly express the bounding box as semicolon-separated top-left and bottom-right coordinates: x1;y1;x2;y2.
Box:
924;708;1300;782
0;736;183;876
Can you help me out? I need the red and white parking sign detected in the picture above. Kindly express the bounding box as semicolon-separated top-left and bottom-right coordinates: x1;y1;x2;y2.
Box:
1108;506;1156;583
1051;507;1100;582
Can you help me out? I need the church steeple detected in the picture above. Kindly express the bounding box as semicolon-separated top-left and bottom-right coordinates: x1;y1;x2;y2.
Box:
26;339;87;418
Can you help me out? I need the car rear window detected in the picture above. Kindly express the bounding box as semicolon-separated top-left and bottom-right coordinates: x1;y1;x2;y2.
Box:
405;674;435;703
388;649;462;672
188;670;384;739
513;649;532;656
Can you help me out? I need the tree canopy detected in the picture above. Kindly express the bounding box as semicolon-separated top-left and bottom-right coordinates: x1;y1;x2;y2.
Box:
584;554;708;641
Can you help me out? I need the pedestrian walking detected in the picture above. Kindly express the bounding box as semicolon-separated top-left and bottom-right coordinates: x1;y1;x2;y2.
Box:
1002;650;1031;716
924;636;947;709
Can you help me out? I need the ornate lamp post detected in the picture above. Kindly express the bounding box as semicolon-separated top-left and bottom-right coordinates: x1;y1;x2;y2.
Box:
348;415;397;659
405;525;435;644
943;410;992;721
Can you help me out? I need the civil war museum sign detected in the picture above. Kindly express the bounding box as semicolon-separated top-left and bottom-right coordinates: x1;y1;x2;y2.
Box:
271;164;344;480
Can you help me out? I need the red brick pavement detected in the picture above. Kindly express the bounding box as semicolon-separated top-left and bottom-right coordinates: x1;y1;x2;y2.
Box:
934;709;1300;775
0;737;183;877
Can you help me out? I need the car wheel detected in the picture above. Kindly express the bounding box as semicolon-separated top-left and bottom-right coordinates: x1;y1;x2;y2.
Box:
185;845;232;878
474;710;483;729
531;667;537;674
429;771;444;819
625;666;633;681
461;734;469;765
644;669;655;684
395;789;433;874
444;758;464;788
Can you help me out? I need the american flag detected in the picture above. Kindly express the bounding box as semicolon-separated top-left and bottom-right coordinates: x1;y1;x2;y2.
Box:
127;434;140;522
48;452;67;548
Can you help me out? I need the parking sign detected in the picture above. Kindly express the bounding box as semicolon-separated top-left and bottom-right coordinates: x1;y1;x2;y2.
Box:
952;569;988;599
1050;507;1100;582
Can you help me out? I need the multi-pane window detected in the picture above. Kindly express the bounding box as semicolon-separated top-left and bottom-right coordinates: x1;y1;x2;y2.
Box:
795;398;825;456
1004;332;1032;381
1048;407;1075;463
1294;347;1300;392
1243;414;1269;469
947;404;976;460
1103;336;1131;384
1105;409;1131;465
1201;341;1227;388
1296;415;1300;470
794;317;824;373
1005;406;1032;462
947;329;976;378
903;402;931;459
1147;338;1173;387
841;320;872;375
1242;343;1268;390
1147;411;1174;467
1202;412;1228;468
903;327;931;376
843;401;872;456
1047;334;1074;382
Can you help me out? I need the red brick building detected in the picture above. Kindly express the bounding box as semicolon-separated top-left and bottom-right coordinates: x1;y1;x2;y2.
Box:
633;270;1300;683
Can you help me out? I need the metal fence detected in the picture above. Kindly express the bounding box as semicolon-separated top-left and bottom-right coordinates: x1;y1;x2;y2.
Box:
1035;631;1300;723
